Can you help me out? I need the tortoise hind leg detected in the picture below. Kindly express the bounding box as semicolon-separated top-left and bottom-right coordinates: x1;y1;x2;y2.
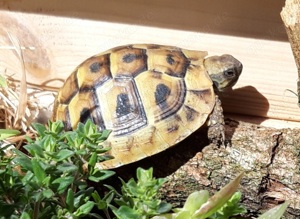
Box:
207;95;225;145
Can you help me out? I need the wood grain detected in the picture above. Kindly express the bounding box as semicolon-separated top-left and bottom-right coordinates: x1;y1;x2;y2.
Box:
0;0;299;126
281;0;300;105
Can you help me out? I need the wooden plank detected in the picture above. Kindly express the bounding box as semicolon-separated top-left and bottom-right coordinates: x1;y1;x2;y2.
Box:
0;0;286;40
0;0;299;125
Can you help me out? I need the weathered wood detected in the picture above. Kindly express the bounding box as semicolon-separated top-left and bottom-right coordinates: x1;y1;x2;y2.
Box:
152;119;300;218
281;0;300;106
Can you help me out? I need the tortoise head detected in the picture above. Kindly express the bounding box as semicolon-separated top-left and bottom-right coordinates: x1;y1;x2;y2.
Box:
204;54;243;92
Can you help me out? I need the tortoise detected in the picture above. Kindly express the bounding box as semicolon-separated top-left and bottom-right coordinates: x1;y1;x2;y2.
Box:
52;44;242;169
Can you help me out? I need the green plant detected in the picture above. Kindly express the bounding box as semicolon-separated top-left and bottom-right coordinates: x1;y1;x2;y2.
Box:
151;173;246;219
150;172;288;219
0;119;289;219
0;119;114;218
111;167;172;219
0;129;20;140
258;202;289;219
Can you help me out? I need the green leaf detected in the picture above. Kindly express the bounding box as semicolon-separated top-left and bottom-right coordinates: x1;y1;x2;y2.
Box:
182;190;209;214
103;189;115;203
73;193;86;208
83;120;95;137
38;206;54;219
12;150;33;171
0;129;20;140
74;187;94;201
33;190;44;202
88;170;115;182
24;143;45;158
42;135;57;152
114;167;170;218
157;201;173;214
175;211;192;219
75;149;87;156
56;163;78;173
74;201;94;217
92;190;101;203
151;214;176;219
98;129;111;141
209;192;246;218
66;188;75;212
43;188;54;198
22;171;34;185
137;167;153;183
52;176;74;194
32;123;47;138
113;206;141;219
195;172;244;218
258;202;289;219
20;212;31;219
88;152;98;168
55;149;74;161
95;199;108;211
64;131;77;146
31;158;47;186
47;120;64;134
92;190;115;210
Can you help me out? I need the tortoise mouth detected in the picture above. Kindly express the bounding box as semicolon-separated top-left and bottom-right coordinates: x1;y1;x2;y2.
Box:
212;76;239;93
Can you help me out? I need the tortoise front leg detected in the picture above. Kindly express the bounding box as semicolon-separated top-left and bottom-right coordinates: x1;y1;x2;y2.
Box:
207;95;225;145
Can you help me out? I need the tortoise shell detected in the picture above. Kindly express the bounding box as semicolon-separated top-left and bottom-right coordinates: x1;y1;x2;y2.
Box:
52;44;242;168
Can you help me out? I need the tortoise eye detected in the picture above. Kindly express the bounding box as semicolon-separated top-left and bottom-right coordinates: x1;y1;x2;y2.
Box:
224;69;235;78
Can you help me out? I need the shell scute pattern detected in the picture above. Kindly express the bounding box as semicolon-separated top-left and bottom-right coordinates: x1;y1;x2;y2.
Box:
58;72;79;105
110;46;147;78
147;48;190;78
53;44;220;168
77;54;112;91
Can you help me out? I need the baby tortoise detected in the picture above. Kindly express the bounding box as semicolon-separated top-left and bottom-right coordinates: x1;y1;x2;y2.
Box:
52;44;243;168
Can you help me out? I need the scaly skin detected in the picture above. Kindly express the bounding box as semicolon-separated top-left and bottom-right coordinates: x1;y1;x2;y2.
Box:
207;95;225;145
204;54;243;145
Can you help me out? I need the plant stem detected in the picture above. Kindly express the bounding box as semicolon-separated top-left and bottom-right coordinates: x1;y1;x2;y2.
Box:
33;200;41;219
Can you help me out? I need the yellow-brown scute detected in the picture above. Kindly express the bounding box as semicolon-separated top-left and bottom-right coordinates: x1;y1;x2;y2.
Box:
53;44;233;168
110;47;147;77
147;49;190;78
77;54;112;90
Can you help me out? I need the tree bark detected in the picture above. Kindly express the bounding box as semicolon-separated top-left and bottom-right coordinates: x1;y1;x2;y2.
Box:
158;119;300;218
